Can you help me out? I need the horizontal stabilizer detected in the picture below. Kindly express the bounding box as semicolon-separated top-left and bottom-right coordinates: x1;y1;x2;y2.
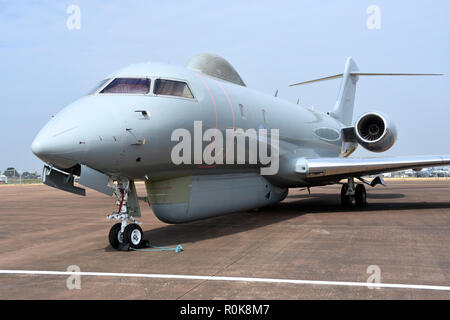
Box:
289;73;443;87
289;74;343;86
352;72;443;77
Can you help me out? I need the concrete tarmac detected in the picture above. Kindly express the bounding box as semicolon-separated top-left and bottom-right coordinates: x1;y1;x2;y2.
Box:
0;181;449;299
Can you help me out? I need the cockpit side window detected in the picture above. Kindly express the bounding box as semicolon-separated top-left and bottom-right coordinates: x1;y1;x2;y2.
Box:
154;79;194;98
100;78;150;94
88;78;110;95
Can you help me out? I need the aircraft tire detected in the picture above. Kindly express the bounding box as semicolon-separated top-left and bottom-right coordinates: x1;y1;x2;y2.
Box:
109;223;124;249
355;184;367;208
123;223;144;249
341;185;352;207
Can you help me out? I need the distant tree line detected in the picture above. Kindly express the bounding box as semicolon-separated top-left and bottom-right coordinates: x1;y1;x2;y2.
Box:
1;167;41;179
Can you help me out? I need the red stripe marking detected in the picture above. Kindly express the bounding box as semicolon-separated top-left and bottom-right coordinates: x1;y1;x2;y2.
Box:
197;74;237;164
216;81;235;130
197;74;219;168
197;74;218;129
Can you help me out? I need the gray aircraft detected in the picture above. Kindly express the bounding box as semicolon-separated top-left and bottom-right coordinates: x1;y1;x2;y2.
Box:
31;53;448;250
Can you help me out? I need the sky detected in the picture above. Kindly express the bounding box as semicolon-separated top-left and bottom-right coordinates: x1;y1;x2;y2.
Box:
0;0;449;172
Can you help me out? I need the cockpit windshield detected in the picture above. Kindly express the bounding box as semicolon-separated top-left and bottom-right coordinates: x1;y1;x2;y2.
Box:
100;78;150;94
154;79;194;98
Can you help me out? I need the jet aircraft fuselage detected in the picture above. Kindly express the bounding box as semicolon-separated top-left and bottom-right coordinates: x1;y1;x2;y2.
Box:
32;61;342;187
31;54;448;249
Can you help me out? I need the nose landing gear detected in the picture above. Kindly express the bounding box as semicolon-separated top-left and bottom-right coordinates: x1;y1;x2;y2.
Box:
340;178;368;208
107;179;144;250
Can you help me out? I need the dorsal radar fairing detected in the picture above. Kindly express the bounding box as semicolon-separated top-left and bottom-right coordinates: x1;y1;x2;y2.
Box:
186;53;246;87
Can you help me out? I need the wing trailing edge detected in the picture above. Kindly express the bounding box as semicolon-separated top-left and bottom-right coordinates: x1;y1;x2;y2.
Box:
295;155;450;180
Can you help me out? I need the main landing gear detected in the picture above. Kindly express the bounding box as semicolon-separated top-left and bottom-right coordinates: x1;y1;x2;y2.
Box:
340;178;367;208
107;180;144;250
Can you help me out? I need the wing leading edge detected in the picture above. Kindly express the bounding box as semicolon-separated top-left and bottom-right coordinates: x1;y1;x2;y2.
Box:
295;155;450;181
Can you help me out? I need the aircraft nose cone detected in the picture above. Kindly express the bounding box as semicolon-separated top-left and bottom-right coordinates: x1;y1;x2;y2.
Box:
31;118;84;169
31;137;48;157
31;135;63;159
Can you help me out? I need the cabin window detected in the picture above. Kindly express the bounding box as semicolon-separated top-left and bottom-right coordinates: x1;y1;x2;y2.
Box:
154;79;194;98
100;78;150;94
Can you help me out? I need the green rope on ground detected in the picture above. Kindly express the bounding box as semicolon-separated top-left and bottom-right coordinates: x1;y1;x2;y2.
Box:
130;244;183;253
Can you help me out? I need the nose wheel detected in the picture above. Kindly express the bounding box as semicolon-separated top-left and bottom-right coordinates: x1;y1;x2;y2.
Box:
123;224;144;248
108;223;124;249
109;222;143;249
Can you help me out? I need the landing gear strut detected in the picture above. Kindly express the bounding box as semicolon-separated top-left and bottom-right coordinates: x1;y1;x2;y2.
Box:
107;179;144;249
340;178;367;208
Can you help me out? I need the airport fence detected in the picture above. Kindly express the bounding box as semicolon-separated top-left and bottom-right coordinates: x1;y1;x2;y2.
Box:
0;177;43;185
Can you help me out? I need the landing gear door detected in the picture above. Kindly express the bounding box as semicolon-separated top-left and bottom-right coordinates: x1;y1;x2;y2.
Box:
78;165;114;196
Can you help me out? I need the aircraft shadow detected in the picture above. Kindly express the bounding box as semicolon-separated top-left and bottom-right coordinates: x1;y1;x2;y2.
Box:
139;196;450;247
287;193;405;200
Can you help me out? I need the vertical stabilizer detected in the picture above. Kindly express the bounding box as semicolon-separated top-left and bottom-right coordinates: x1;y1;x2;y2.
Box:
329;57;359;125
289;58;441;126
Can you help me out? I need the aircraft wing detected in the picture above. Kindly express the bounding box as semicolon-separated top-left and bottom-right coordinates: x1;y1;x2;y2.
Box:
295;155;450;182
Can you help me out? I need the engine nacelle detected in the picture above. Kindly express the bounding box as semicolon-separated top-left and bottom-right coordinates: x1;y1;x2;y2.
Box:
355;112;397;153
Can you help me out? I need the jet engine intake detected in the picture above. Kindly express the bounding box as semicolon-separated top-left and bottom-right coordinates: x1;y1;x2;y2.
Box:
355;112;397;152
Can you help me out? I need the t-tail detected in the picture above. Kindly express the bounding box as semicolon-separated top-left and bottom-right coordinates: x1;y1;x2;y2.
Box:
289;57;443;126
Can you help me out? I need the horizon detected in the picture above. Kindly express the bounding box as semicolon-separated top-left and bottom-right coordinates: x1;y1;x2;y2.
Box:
1;0;449;172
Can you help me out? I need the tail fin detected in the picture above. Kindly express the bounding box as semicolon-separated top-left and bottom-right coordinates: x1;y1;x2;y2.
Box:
330;57;359;125
289;57;443;126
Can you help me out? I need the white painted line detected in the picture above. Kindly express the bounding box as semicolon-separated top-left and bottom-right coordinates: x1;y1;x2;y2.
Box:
1;269;450;292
